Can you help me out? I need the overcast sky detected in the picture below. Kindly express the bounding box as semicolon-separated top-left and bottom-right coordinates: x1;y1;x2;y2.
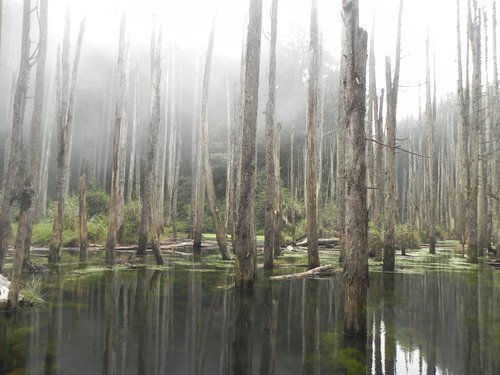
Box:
10;0;498;118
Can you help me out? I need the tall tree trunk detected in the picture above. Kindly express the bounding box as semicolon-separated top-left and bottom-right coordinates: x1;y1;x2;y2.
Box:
342;0;369;337
467;1;481;263
492;2;499;249
200;13;231;260
306;0;320;269
273;122;282;256
235;0;262;290
0;0;31;274
457;0;470;253
137;22;164;265
126;68;139;203
106;13;128;266
264;0;278;270
425;36;437;254
14;0;48;270
49;13;86;263
79;175;88;264
383;0;403;272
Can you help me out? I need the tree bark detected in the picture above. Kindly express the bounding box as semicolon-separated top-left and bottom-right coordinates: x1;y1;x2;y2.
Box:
200;13;231;260
0;0;31;274
341;0;369;337
49;13;86;263
106;13;128;266
264;0;278;270
306;0;320;270
79;175;88;264
14;0;48;270
383;0;403;272
235;0;262;290
467;1;481;263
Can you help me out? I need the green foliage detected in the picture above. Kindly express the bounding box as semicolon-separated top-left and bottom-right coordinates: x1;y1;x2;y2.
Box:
368;222;384;258
395;224;420;250
86;185;110;217
123;200;142;243
48;195;80;231
20;277;45;306
31;221;53;245
320;202;339;237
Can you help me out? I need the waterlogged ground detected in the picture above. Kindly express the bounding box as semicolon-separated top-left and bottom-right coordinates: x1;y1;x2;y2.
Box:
0;243;499;374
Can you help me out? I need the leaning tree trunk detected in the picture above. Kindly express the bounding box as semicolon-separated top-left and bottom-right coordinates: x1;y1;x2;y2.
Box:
306;0;320;270
199;13;231;260
264;0;278;270
14;0;48;271
235;0;263;290
0;0;31;274
49;13;86;264
383;0;403;272
106;14;128;266
341;0;369;337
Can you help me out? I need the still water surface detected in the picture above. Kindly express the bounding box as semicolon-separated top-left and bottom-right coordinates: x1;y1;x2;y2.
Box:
0;253;499;374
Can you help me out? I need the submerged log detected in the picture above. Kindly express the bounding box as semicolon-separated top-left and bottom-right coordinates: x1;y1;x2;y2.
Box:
487;259;500;268
270;264;339;281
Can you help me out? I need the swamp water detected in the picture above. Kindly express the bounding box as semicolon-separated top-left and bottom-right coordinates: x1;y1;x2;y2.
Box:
0;250;499;374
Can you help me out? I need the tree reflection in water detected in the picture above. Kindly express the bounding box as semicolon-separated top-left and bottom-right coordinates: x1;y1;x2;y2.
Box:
0;266;498;374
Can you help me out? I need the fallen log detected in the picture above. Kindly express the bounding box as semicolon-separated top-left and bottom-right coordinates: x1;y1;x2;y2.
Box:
487;259;500;268
296;238;339;247
270;264;339;281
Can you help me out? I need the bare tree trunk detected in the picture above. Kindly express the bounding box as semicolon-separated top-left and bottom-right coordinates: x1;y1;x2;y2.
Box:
0;0;31;274
199;13;231;260
172;123;182;239
126;68;139;203
306;0;320;270
457;0;470;253
235;0;262;290
467;1;481;263
290;127;296;245
79;175;88;264
106;14;128;266
264;0;278;270
425;36;437;254
137;22;164;265
49;13;86;263
273;122;282;256
492;2;500;249
342;0;369;337
383;0;403;272
224;79;232;233
14;0;48;269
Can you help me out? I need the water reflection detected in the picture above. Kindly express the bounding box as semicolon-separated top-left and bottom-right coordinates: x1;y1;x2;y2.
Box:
0;264;498;374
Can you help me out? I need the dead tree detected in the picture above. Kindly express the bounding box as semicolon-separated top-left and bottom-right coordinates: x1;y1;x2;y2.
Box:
136;22;165;265
264;0;279;270
0;0;32;274
341;0;369;337
14;0;48;270
467;0;481;263
106;13;129;266
79;175;88;263
235;0;263;290
49;11;86;263
200;13;231;260
425;36;437;254
383;0;403;272
306;0;320;269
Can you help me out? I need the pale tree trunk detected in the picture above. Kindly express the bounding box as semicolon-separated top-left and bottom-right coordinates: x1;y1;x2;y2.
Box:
14;0;48;270
273;122;282;256
235;0;262;290
106;13;128;266
306;0;320;269
383;0;403;272
224;79;232;232
467;1;480;263
425;36;437;254
171;122;182;239
341;0;369;337
126;68;139;203
290;127;296;244
457;0;470;253
49;13;86;263
0;0;31;275
199;13;231;260
79;175;88;264
264;0;278;270
39;88;55;219
137;23;164;265
1;74;17;196
492;2;499;249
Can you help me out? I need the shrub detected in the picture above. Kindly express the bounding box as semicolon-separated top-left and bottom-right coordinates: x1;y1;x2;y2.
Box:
123;200;142;244
31;221;53;245
396;223;420;251
368;222;383;258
